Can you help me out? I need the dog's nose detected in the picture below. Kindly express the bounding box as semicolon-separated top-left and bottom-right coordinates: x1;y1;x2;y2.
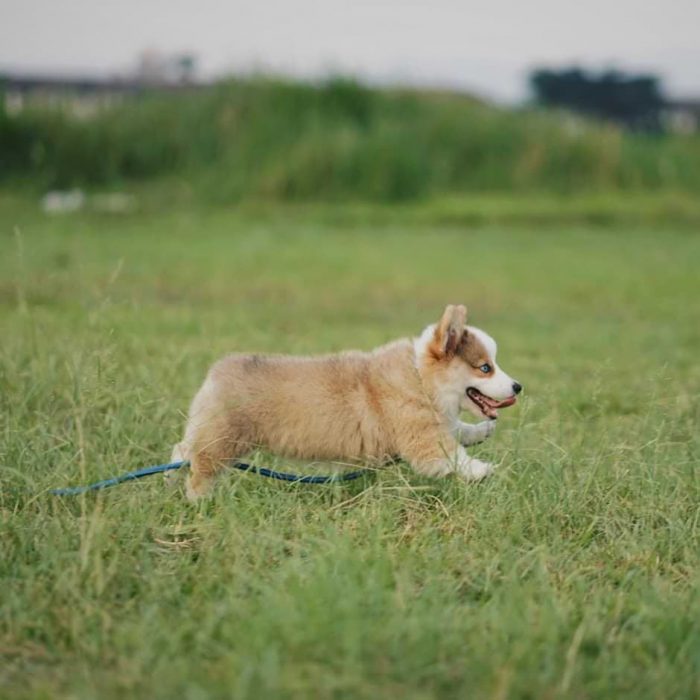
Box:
512;382;522;395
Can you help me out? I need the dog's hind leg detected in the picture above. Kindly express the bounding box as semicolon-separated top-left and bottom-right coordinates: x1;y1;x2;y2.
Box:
186;451;222;501
186;438;241;501
185;410;253;501
164;441;188;488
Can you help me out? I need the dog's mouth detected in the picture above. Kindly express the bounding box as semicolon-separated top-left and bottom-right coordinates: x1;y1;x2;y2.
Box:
466;387;517;419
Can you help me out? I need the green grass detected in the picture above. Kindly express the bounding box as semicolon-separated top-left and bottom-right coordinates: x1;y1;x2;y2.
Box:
4;76;700;199
1;194;699;699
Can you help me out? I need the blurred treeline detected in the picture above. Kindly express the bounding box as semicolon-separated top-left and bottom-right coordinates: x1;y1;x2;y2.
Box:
530;68;665;132
2;76;700;201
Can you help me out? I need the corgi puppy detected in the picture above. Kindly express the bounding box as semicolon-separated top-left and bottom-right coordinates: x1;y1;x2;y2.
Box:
174;305;522;500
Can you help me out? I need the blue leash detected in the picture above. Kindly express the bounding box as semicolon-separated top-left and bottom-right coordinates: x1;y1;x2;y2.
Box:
50;460;367;496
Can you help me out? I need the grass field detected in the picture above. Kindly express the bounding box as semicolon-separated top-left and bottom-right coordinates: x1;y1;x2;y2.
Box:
1;193;699;699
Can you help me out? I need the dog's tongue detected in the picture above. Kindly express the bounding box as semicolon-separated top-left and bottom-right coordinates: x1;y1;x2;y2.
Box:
479;394;516;419
479;393;518;410
490;395;517;409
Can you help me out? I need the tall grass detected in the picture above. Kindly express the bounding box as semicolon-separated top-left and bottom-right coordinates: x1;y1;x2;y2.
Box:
2;76;700;200
1;201;699;698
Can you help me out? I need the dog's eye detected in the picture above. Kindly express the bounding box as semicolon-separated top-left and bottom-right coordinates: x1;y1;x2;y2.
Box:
479;363;491;373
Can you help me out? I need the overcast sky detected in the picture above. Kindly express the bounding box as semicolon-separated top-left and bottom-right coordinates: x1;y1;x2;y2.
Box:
2;0;698;102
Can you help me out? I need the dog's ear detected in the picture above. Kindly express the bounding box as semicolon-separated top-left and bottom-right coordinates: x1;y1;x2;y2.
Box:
434;304;467;358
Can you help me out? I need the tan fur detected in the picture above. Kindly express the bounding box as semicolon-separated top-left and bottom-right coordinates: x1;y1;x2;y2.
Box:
178;304;507;499
459;334;494;377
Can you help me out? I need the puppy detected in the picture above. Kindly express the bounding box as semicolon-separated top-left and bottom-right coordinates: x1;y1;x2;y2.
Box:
174;305;522;500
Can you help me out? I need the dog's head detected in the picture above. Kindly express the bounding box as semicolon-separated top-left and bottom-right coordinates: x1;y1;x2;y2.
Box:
415;304;522;420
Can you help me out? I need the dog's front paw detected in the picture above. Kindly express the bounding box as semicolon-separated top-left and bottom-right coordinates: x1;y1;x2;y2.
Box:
474;420;496;443
458;419;496;446
456;457;495;481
